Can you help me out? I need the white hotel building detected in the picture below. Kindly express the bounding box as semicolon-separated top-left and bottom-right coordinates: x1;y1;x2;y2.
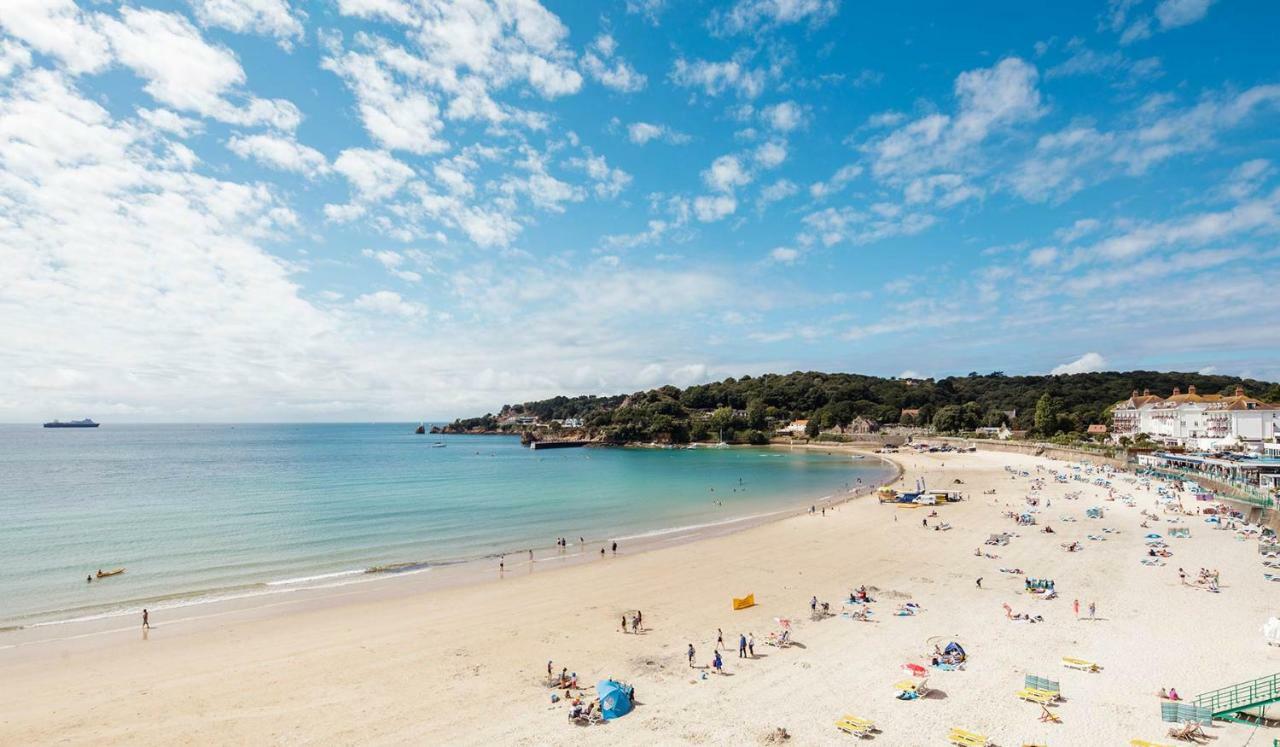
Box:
1110;386;1280;450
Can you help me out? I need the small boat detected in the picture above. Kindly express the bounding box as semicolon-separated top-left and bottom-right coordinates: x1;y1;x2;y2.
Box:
431;441;446;448
96;568;125;578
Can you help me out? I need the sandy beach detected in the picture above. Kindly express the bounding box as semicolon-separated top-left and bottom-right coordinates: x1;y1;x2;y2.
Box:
2;447;1276;746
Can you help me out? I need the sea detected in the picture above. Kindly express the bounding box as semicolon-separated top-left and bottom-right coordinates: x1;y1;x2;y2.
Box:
0;424;895;630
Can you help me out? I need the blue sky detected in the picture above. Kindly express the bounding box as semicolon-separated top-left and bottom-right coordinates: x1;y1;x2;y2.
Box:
1;0;1278;421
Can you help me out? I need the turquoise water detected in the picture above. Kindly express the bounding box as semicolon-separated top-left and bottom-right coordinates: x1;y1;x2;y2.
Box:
0;424;893;628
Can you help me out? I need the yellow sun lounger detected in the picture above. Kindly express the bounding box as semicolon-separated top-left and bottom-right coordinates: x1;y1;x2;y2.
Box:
834;715;875;737
948;727;991;747
1130;740;1171;747
1015;688;1055;704
732;594;755;610
1062;656;1100;671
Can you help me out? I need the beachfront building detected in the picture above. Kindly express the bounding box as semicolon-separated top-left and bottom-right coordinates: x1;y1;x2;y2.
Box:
1110;386;1280;450
1137;451;1280;505
779;419;809;436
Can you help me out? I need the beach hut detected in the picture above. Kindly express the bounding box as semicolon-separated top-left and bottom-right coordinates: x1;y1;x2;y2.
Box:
596;680;633;720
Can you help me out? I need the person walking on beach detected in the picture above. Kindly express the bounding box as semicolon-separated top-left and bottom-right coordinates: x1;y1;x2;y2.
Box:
1073;598;1080;618
636;610;642;630
748;633;755;657
975;577;982;589
1088;601;1096;620
738;633;747;658
142;608;149;629
716;628;724;651
687;643;696;667
621;615;628;633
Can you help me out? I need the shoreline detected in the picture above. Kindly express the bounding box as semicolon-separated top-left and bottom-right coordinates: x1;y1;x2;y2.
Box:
0;445;898;647
4;447;1275;745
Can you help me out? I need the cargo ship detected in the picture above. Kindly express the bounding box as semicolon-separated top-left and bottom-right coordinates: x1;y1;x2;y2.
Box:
43;419;99;428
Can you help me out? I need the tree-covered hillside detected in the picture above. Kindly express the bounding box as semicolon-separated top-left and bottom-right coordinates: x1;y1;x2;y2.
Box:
448;370;1280;444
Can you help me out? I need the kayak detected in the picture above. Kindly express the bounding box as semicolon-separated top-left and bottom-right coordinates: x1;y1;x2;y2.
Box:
96;568;125;578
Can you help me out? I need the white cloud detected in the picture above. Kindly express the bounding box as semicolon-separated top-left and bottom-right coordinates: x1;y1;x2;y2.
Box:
762;100;807;132
626;121;689;145
800;206;936;246
694;194;738;222
352;290;427;318
0;0;112;75
714;0;839;34
332;148;415;203
703;154;752;192
0;38;32;80
1027;246;1059;267
101;8;301;129
190;0;304;49
769;246;799;264
566;151;632;199
809;164;861;199
1118;0;1215;43
671;57;767;99
1054;218;1103;243
361;250;423;282
580;33;647;93
1050;352;1108;375
753;140;787;169
903;173;983;207
227;133;328;177
759;179;799;208
321;49;447;155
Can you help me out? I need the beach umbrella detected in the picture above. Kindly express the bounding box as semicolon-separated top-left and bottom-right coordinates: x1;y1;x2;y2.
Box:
596;679;633;720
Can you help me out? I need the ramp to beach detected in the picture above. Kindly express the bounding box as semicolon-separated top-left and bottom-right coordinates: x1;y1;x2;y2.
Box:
1195;673;1280;723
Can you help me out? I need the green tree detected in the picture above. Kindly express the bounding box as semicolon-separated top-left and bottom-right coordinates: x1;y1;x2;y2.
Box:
746;399;767;430
1034;393;1061;436
804;419;821;437
932;405;965;433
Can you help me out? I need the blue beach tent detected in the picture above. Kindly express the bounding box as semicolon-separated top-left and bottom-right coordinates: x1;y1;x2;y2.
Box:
597;679;633;720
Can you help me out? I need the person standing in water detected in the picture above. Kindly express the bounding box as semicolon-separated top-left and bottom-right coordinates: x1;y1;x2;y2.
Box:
142;609;149;629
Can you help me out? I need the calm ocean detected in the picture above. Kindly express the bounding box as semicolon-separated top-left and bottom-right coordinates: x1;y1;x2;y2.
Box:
0;424;893;629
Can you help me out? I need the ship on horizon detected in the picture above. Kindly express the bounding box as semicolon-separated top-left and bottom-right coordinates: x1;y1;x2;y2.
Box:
43;419;99;428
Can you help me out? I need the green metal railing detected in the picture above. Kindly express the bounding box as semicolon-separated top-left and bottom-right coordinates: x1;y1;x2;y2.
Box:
1195;673;1280;720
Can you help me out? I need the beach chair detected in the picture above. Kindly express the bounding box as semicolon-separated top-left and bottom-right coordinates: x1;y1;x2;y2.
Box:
834;715;875;737
894;678;930;700
947;727;991;746
1166;722;1207;742
1025;675;1061;698
1039;704;1061;723
1062;657;1100;672
1015;688;1055;704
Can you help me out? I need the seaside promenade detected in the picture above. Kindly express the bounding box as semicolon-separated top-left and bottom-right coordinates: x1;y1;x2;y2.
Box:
1;448;1276;745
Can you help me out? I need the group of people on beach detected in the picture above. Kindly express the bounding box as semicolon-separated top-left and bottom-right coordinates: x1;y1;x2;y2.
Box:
620;611;643;634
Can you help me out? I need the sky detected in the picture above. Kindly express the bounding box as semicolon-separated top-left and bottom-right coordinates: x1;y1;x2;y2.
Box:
1;0;1279;422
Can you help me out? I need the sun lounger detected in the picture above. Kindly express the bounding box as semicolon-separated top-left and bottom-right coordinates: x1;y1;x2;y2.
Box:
1062;657;1100;672
1039;704;1062;723
948;727;991;746
834;715;876;737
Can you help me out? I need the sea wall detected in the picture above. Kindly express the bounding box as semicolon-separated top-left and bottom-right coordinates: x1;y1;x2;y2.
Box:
933;437;1129;470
